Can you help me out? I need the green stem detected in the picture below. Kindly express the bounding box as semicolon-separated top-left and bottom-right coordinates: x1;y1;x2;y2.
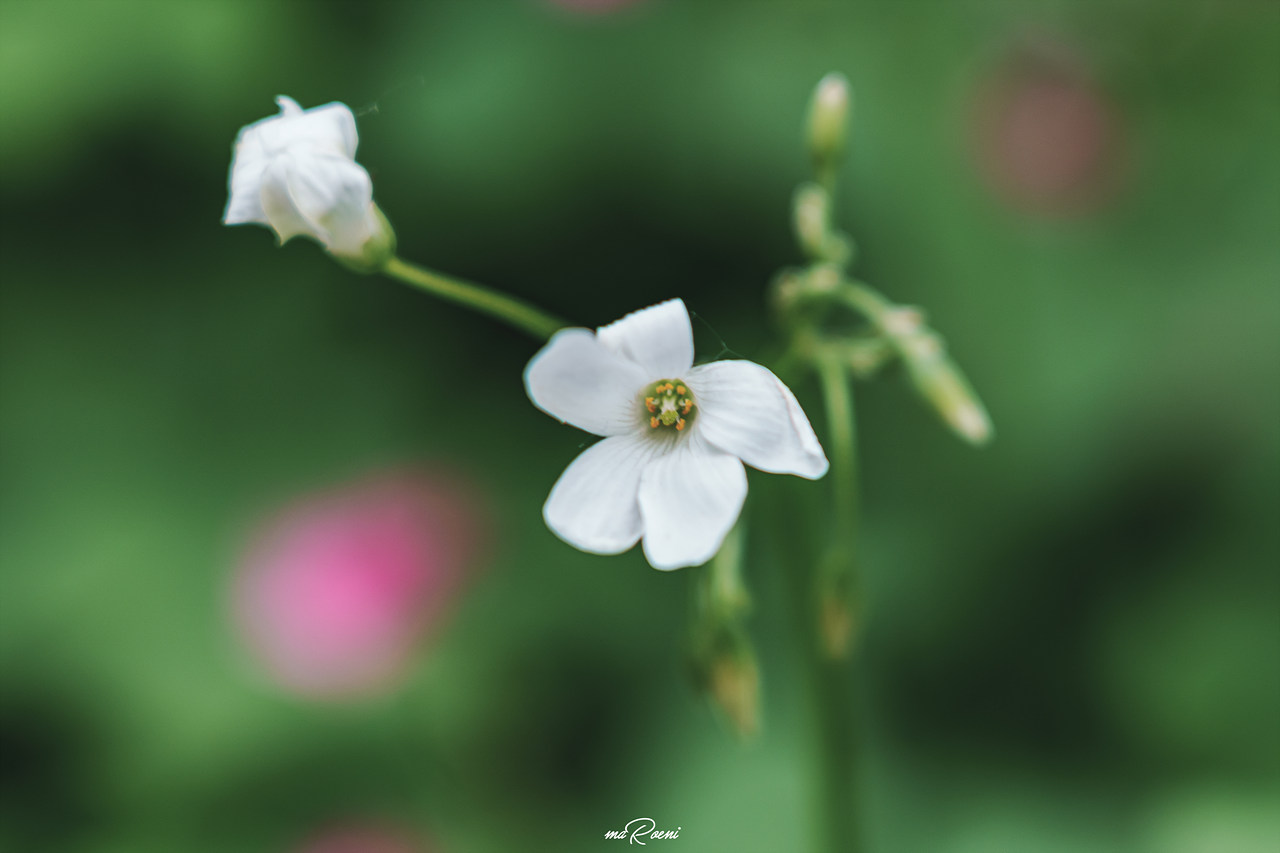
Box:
810;350;860;853
817;351;857;532
380;256;568;341
835;279;895;332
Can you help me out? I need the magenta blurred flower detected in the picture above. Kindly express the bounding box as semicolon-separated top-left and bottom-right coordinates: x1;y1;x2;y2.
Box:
971;39;1123;216
297;824;429;853
233;470;484;698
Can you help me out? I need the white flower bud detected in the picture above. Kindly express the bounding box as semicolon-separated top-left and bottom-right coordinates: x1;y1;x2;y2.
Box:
224;96;395;270
807;72;852;167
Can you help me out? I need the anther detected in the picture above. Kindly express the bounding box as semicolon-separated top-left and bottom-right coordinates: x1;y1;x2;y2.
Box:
641;378;696;433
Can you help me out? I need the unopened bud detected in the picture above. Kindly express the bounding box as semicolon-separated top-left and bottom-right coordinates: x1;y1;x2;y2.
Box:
807;72;852;168
844;338;893;379
819;593;855;661
793;182;831;260
902;338;993;445
806;262;841;294
708;648;760;738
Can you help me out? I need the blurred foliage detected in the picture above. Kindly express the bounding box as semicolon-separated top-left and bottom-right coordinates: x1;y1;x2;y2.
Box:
2;1;1278;851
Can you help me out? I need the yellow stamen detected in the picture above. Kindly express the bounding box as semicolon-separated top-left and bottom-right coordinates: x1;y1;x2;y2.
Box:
677;385;686;395
676;417;686;431
645;397;657;412
650;416;660;429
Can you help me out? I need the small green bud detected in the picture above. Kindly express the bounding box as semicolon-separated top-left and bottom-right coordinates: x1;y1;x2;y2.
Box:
807;72;852;168
793;182;831;260
843;338;894;379
707;643;760;739
819;587;856;660
816;549;857;660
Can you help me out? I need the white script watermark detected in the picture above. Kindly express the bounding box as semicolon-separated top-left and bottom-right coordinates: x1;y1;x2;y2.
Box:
604;817;681;844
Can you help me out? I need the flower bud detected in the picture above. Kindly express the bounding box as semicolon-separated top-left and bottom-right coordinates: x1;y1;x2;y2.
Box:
818;570;857;660
707;644;760;739
807;72;852;168
793;182;831;260
900;334;994;445
224;96;396;270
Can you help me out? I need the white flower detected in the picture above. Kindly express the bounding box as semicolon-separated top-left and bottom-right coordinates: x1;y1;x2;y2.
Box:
223;96;393;268
525;299;829;570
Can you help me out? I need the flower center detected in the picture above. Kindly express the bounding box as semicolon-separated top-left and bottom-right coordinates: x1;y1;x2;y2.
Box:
642;379;696;432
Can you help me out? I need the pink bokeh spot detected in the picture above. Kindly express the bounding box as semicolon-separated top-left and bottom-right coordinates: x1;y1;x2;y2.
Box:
234;469;485;699
971;38;1123;216
297;824;429;853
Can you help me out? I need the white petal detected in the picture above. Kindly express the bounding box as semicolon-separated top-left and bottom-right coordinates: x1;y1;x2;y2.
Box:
597;298;694;377
638;432;747;570
253;99;359;159
525;329;650;437
687;360;829;479
259;156;320;245
256;148;375;251
544;434;660;555
223;154;269;225
224;118;272;225
287;150;373;251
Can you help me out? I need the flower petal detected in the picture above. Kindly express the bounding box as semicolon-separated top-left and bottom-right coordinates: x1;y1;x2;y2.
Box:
597;298;694;377
525;328;650;436
223;154;270;225
287;151;373;251
258;156;320;245
257;148;375;251
638;432;747;570
254;98;359;159
544;434;660;555
224;117;272;225
687;360;829;479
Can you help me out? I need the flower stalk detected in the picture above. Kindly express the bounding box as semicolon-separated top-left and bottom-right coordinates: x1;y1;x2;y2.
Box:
815;350;858;660
380;256;568;342
691;521;759;738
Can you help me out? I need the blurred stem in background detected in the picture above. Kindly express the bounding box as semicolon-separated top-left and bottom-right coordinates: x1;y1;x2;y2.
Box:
768;72;993;853
381;256;567;341
691;521;760;739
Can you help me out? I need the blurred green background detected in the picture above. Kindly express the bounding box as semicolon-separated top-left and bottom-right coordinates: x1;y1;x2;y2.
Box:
2;1;1278;851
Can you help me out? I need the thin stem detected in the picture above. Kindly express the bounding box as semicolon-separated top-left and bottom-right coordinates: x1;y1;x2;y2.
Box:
835;279;895;332
808;350;861;853
381;256;568;341
817;351;857;532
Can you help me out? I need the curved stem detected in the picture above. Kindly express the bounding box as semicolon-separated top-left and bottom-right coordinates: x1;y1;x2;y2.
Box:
380;256;568;341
